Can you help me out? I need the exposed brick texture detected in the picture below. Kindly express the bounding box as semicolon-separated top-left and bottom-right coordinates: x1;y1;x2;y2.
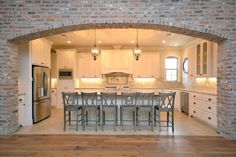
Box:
0;0;235;139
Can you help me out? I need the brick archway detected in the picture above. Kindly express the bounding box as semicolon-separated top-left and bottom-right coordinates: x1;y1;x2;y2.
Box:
0;0;235;139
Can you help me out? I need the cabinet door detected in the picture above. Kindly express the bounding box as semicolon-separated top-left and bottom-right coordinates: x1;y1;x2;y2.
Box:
57;50;75;69
31;39;43;65
196;43;201;76
133;53;146;77
202;42;208;75
78;53;101;78
41;39;51;68
31;38;51;67
188;46;196;77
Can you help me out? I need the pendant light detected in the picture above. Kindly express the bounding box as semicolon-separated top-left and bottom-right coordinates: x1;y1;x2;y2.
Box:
133;29;141;60
91;29;100;60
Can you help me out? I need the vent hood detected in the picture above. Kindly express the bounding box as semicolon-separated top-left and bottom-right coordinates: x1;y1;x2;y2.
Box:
101;50;133;74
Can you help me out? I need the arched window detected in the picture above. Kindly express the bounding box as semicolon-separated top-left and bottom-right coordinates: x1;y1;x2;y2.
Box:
165;57;178;81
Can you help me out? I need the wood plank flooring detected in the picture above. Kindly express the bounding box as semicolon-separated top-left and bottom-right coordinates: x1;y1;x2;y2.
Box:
0;135;236;157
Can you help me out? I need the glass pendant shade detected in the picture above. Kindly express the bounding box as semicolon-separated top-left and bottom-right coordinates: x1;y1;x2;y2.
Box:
91;47;100;60
133;47;141;60
133;29;141;60
91;29;100;60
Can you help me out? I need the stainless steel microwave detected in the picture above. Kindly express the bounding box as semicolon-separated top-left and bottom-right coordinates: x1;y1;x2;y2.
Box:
58;69;73;79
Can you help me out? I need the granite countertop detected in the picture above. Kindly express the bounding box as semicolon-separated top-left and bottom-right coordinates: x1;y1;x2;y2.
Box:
75;87;217;96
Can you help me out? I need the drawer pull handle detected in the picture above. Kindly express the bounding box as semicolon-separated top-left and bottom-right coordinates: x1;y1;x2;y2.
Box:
208;117;211;120
193;111;196;113
208;98;211;101
193;102;196;105
208;106;211;109
19;99;22;102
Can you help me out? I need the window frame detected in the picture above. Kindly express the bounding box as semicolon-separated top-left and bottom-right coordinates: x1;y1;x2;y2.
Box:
165;56;178;82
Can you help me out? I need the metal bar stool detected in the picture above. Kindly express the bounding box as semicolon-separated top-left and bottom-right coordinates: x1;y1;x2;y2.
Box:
136;92;154;131
120;92;137;131
81;92;100;131
100;92;118;131
154;92;176;132
62;92;82;131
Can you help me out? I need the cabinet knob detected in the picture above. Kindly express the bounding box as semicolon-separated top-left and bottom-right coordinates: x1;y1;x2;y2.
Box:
208;117;211;120
208;106;211;110
193;95;196;98
193;111;196;113
41;63;44;65
19;99;22;102
193;102;196;105
23;104;25;106
208;98;211;101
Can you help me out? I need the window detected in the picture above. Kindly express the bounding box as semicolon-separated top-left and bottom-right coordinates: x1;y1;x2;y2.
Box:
165;57;178;81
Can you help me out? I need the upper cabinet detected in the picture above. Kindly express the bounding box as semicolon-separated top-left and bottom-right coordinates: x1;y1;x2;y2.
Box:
101;50;133;74
188;40;216;77
31;38;51;67
133;52;160;78
188;45;197;77
57;49;76;69
77;53;101;78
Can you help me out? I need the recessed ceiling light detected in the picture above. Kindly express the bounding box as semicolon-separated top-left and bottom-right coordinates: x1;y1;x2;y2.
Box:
61;34;67;37
67;41;71;44
174;43;178;46
131;40;135;43
165;33;173;37
98;40;102;44
162;40;166;44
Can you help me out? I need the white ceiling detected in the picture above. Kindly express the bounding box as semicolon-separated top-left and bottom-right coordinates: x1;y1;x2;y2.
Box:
46;29;197;48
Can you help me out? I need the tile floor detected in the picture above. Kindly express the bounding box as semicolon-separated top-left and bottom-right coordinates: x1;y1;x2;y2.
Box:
16;109;219;136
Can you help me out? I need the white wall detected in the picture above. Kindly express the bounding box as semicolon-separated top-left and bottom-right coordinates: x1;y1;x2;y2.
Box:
18;42;33;126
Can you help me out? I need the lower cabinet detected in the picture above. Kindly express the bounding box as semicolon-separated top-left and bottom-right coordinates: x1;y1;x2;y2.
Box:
189;92;217;129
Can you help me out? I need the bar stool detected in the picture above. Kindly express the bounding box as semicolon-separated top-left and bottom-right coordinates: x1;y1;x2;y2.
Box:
154;92;176;132
62;92;82;131
136;92;154;131
81;92;100;131
120;92;137;131
101;92;118;131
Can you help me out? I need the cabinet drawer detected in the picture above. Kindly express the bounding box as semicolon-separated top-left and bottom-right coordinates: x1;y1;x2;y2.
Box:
189;93;201;100
201;94;216;103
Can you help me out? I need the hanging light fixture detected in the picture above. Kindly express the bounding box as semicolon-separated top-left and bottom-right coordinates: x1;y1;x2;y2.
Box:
133;28;141;60
91;29;100;60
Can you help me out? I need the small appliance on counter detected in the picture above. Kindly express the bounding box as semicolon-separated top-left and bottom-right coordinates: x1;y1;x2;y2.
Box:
32;65;51;124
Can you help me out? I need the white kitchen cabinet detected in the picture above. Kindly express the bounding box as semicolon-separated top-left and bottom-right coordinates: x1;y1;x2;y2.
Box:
57;49;76;69
187;40;216;77
189;92;217;129
188;45;197;77
101;50;133;74
31;38;51;67
18;94;25;126
51;89;57;108
77;53;101;78
133;52;160;78
196;41;214;77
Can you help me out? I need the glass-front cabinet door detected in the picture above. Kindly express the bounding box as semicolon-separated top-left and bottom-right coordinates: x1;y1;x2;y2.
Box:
196;44;201;76
202;42;208;75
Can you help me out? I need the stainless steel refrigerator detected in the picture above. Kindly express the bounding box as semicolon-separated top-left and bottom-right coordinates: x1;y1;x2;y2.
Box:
32;65;51;124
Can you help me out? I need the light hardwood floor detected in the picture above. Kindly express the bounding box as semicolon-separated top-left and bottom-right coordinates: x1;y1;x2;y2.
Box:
0;135;236;157
16;109;218;136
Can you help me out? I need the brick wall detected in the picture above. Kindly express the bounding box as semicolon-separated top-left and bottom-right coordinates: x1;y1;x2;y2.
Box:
0;0;235;139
